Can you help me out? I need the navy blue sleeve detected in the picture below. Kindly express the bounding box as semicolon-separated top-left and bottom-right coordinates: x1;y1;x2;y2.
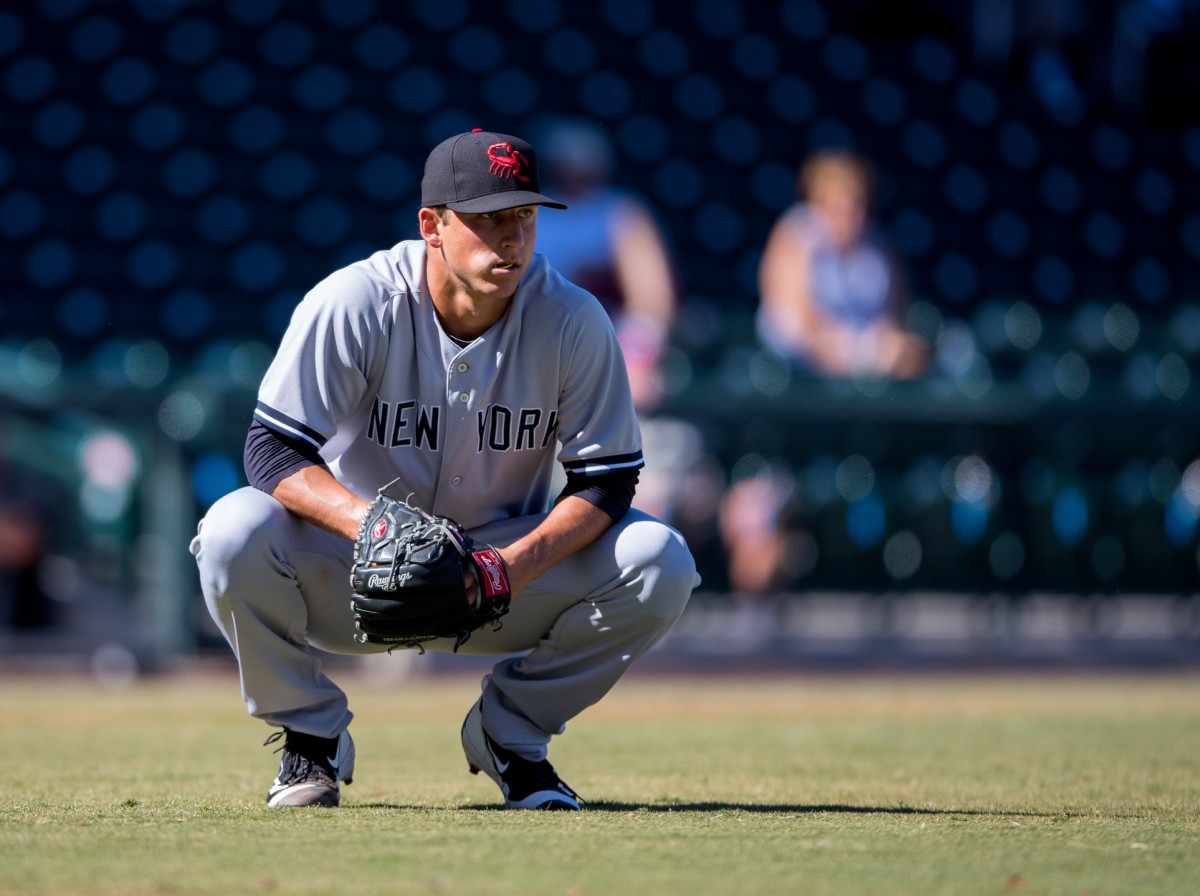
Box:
243;418;327;494
555;467;639;522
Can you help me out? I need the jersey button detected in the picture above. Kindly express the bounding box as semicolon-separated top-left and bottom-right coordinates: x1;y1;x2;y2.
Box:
451;476;463;486
458;392;469;403
456;362;469;372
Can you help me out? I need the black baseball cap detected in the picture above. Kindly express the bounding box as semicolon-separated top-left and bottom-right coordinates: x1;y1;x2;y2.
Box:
420;129;567;213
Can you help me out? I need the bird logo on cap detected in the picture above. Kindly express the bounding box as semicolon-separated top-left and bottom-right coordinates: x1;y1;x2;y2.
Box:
487;143;530;183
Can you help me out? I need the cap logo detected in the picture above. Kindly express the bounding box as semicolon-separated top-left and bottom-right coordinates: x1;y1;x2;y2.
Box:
487;143;530;183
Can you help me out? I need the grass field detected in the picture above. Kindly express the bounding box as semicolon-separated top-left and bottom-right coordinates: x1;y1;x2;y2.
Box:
1;666;1198;895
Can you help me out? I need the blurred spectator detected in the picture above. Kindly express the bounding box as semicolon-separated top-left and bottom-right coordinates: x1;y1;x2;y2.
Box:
1111;0;1197;123
534;117;679;412
532;119;729;581
724;150;928;632
972;0;1093;121
0;459;52;629
717;463;800;644
756;150;928;380
967;0;1197;123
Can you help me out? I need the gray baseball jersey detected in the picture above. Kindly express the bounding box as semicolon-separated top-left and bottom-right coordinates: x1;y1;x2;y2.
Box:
253;239;643;530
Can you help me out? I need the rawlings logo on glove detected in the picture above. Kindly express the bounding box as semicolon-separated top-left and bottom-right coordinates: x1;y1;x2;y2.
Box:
473;548;508;597
349;492;511;651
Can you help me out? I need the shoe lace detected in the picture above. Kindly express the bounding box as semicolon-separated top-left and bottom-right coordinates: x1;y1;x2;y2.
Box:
264;730;333;786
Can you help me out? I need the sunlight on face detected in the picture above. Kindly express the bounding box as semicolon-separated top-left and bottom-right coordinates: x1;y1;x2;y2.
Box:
427;206;539;302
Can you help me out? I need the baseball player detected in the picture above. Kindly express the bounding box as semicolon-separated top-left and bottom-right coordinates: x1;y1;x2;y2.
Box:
190;129;699;810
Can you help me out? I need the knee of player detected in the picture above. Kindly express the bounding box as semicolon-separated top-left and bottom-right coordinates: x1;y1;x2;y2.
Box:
192;487;283;574
618;517;698;620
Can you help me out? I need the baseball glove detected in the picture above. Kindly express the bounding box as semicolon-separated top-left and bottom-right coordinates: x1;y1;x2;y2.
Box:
349;493;511;651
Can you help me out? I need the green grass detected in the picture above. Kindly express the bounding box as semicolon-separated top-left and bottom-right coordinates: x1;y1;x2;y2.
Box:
1;667;1198;895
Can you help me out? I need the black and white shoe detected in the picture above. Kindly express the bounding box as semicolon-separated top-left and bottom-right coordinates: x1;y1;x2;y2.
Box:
461;699;581;810
264;728;355;808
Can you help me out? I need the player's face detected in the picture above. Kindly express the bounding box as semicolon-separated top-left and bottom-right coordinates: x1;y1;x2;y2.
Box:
427;206;538;302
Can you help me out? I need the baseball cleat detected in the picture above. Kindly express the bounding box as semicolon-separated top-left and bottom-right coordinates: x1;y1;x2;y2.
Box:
461;699;581;810
264;728;355;808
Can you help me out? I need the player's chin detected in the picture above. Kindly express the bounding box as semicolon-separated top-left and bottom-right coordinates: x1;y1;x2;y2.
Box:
481;270;522;296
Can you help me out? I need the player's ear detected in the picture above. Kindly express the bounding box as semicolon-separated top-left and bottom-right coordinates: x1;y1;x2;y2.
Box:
418;207;444;248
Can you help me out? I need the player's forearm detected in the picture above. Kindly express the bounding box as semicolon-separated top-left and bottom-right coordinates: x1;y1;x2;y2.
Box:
272;464;371;541
499;495;613;597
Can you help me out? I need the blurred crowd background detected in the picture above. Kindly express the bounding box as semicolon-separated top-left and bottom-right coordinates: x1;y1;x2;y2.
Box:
2;0;1200;671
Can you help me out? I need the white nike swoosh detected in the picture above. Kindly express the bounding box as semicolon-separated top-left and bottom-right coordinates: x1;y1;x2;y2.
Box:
487;743;509;774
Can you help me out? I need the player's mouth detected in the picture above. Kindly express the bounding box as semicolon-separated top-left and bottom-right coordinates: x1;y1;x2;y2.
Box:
493;261;520;273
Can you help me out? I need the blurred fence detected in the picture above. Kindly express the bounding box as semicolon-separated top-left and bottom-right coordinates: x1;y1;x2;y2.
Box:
3;1;1200;668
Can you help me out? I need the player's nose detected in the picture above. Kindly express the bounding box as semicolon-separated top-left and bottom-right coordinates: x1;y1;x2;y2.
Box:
499;213;533;248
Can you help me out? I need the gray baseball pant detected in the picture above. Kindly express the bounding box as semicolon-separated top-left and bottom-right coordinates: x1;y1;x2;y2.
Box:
190;486;698;760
